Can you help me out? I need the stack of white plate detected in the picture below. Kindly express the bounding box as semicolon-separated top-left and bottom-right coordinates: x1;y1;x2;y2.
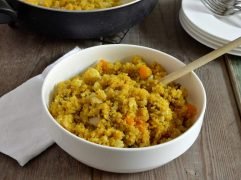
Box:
180;0;241;56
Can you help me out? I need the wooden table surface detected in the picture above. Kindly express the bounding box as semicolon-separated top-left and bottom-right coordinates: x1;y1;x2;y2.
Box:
1;0;241;179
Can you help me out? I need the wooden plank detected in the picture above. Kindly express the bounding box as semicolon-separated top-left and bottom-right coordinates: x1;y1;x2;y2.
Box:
0;145;92;180
0;25;101;95
225;55;241;115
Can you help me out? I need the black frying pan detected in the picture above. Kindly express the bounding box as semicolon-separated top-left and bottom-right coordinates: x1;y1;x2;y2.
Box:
0;0;158;39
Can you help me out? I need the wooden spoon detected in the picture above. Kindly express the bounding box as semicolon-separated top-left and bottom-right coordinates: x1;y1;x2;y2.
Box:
160;36;241;85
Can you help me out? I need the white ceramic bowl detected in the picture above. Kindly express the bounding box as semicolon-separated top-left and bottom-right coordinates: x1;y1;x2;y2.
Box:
41;44;206;173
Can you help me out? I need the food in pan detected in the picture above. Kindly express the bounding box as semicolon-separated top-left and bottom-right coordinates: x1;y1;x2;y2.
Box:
24;0;120;10
49;56;197;148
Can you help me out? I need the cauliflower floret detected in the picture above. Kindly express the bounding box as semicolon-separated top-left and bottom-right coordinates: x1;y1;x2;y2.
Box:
83;68;101;84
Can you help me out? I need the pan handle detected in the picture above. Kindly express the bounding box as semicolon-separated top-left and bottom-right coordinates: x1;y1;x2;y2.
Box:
0;0;17;24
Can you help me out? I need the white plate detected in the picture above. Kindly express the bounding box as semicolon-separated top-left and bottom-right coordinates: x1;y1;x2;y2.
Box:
180;8;228;44
180;8;241;52
179;10;241;56
182;0;241;42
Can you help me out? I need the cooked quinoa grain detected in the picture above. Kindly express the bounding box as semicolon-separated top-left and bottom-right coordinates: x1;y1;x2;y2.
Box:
49;56;197;148
24;0;120;10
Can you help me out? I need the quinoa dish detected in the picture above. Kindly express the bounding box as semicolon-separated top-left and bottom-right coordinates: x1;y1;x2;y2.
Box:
24;0;120;10
49;56;197;148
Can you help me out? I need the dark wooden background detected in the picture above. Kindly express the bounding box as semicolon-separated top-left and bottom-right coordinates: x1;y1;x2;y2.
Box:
0;0;241;179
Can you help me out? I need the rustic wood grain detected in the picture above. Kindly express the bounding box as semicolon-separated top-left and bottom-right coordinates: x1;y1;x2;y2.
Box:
0;25;101;95
225;55;241;115
1;0;241;179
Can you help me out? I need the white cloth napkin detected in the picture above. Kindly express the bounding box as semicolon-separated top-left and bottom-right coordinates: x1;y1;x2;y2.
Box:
0;47;81;166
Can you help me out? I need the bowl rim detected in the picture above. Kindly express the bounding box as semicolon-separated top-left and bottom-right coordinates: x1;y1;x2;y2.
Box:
41;44;206;151
19;0;142;13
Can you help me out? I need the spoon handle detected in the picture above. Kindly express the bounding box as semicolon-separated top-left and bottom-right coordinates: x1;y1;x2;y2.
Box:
160;36;241;85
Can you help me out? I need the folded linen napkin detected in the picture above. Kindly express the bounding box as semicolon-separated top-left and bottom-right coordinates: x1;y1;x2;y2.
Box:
0;47;81;166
